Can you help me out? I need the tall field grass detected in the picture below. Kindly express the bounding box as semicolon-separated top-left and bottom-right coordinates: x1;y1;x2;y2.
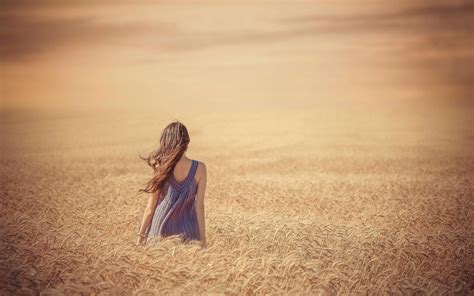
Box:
1;103;472;295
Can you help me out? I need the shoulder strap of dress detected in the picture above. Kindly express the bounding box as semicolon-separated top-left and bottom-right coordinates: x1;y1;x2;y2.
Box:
190;160;199;179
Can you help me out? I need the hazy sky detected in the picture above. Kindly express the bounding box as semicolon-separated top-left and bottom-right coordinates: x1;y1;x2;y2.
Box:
1;0;472;113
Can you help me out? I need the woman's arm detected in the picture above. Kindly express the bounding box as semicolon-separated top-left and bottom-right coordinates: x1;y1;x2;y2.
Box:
195;163;207;248
136;189;160;245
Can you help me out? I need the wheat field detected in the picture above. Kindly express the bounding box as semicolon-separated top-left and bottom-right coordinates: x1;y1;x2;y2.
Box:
1;100;472;295
1;0;473;294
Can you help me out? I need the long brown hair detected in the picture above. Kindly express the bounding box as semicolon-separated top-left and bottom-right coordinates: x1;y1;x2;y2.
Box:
138;120;190;195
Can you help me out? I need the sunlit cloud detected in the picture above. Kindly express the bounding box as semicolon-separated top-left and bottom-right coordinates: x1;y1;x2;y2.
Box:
1;0;472;112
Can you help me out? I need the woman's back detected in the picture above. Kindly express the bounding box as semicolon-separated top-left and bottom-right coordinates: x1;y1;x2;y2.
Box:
145;159;201;243
137;120;207;247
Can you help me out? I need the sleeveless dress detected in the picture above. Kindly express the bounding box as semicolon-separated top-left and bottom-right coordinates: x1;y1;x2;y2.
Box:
145;159;201;244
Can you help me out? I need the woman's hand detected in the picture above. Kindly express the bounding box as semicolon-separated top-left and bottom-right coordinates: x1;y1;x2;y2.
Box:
136;235;147;246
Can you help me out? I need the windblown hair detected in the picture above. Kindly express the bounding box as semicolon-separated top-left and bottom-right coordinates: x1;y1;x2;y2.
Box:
139;121;190;195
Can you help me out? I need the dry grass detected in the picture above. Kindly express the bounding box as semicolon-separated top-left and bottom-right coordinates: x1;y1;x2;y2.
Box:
1;103;473;295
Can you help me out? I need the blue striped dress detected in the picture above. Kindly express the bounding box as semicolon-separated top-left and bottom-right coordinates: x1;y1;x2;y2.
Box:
145;159;201;244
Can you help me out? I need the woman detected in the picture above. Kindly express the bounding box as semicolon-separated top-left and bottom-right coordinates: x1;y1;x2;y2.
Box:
136;121;207;248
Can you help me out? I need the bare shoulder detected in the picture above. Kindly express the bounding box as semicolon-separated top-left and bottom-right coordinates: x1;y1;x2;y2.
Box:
195;160;207;182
